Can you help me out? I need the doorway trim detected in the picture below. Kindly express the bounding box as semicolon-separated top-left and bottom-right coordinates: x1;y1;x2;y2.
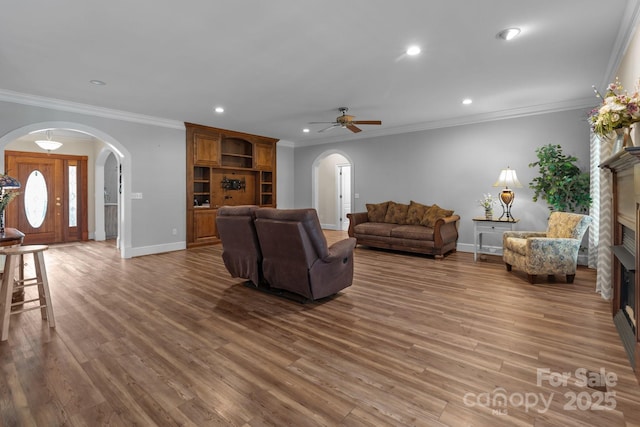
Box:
311;149;354;230
0;121;132;258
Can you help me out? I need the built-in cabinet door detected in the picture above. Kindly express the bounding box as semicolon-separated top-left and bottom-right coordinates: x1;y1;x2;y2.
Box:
193;209;218;244
193;131;221;165
254;142;274;170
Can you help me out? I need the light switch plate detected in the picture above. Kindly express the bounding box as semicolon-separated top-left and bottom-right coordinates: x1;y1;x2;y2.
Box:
131;192;143;199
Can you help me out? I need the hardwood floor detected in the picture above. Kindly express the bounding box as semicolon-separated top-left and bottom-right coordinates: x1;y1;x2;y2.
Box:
1;231;639;426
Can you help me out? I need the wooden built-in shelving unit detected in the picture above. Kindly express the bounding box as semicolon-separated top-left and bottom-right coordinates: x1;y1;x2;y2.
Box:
186;123;278;247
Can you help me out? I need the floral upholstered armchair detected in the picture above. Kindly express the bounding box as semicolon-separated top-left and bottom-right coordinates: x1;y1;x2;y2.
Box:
502;212;593;284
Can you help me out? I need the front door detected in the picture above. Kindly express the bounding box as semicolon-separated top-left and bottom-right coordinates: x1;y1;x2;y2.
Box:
5;151;88;245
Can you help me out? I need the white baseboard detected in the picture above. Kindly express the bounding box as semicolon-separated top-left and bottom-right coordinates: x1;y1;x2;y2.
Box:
128;241;186;258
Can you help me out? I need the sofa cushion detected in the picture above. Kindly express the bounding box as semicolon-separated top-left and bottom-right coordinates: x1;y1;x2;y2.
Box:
406;200;431;225
390;225;434;240
384;202;409;224
420;204;454;227
354;222;396;237
366;201;390;223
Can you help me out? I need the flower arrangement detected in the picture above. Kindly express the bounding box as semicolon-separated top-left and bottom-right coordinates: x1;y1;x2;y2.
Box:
590;78;640;138
478;193;497;210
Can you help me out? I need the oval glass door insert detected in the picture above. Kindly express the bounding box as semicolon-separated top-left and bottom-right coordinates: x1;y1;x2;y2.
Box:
24;170;48;228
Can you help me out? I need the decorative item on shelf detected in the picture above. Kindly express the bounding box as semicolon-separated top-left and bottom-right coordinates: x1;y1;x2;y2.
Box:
590;78;640;151
478;193;497;219
493;167;522;222
34;129;63;152
0;174;21;234
612;127;631;153
221;176;246;191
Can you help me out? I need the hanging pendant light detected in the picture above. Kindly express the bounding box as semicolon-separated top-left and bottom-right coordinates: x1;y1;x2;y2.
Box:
35;130;63;152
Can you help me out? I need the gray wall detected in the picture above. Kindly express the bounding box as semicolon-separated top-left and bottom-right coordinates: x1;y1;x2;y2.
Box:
293;108;592;251
276;142;294;208
0;100;186;257
0;97;591;256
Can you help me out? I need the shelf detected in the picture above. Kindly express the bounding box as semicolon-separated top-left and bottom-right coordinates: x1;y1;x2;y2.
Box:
613;245;636;272
221;153;252;158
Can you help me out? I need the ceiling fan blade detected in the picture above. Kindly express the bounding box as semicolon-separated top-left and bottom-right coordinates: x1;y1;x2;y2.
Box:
319;125;339;133
352;120;382;125
347;125;362;133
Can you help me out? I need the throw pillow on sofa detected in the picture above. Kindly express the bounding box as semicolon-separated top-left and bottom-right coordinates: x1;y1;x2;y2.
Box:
366;201;391;222
406;200;431;225
420;204;454;227
384;202;409;224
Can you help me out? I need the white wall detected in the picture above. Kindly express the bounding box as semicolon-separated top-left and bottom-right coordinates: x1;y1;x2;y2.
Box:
294;108;592;251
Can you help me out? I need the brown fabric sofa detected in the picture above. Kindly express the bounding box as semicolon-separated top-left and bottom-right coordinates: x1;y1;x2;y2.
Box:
347;200;460;259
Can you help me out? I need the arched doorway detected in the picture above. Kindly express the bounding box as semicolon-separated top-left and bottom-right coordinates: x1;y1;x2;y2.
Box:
0;121;132;258
312;151;354;231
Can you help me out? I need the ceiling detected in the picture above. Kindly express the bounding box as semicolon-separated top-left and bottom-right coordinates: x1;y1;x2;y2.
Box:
1;1;638;148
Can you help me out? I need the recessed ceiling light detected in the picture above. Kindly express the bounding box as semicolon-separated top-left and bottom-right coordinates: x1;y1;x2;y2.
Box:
302;128;310;133
462;98;473;105
89;79;106;86
496;28;521;41
406;46;421;56
214;107;224;113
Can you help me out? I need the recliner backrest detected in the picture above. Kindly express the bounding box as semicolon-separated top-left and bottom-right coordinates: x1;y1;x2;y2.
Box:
216;205;262;285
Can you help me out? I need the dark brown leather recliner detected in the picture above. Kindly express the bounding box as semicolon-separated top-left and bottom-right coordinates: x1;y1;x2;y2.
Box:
254;208;357;301
216;205;262;286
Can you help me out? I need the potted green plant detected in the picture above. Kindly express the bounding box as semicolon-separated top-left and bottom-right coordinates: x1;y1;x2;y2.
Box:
528;144;591;213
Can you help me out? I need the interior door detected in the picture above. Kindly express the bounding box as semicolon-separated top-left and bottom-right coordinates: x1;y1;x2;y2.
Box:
5;151;88;245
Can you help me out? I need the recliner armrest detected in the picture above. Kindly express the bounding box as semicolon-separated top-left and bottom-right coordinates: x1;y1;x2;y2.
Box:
324;237;357;263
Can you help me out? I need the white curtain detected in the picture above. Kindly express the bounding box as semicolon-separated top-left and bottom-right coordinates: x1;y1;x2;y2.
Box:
591;132;613;300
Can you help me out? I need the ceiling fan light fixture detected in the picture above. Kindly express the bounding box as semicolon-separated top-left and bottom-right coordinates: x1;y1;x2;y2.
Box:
497;28;521;41
214;106;224;113
462;98;473;105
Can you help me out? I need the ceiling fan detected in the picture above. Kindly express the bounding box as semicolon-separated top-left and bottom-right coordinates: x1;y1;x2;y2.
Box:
310;107;382;133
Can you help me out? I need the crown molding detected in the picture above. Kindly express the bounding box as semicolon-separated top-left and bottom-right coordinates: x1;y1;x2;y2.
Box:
292;97;596;148
0;88;185;130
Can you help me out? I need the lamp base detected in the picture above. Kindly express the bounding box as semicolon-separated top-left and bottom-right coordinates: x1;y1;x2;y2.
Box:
497;189;516;222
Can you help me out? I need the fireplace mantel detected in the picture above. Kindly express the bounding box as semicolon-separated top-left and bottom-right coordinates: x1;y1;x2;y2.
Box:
599;146;640;383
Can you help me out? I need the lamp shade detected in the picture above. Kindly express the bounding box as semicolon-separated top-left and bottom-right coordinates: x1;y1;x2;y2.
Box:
493;167;522;189
35;140;63;151
0;174;20;189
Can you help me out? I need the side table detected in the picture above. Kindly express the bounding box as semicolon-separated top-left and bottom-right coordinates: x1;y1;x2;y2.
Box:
472;217;518;262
